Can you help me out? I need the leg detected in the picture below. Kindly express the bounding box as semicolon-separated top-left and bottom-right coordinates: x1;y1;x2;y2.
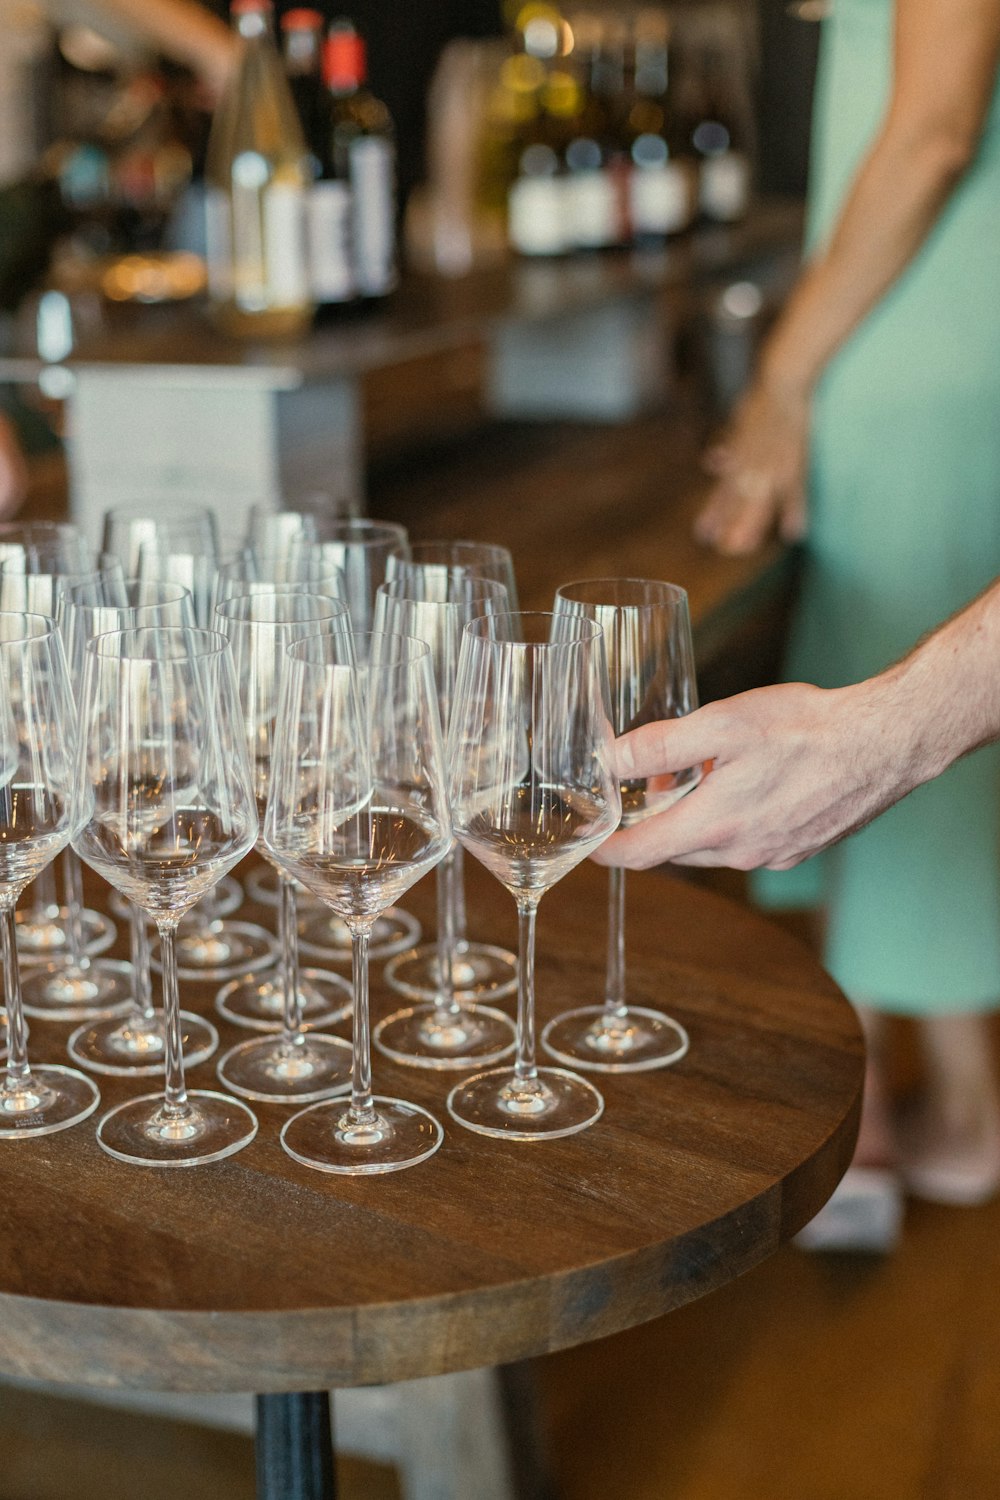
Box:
255;1392;336;1500
898;1011;1000;1204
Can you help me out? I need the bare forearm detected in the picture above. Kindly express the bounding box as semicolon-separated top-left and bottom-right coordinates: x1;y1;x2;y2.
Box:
90;0;236;90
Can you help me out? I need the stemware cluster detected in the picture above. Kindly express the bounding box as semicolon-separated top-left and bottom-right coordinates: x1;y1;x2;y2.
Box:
0;507;702;1174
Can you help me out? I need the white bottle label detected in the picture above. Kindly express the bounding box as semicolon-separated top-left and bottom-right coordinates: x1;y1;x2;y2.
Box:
567;168;618;249
700;152;750;223
350;136;396;297
308;180;355;302
204;186;233;297
630;163;692;236
263;181;309;305
507;176;567;257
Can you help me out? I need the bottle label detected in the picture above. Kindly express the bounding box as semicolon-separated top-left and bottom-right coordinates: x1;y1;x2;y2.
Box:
350;136;396;297
507;176;567;257
204;186;233;297
700;152;750;223
263;182;310;305
566;168;619;249
308;180;355;302
630;163;693;236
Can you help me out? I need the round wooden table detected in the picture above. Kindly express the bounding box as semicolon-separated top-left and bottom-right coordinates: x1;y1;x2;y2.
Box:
0;860;863;1496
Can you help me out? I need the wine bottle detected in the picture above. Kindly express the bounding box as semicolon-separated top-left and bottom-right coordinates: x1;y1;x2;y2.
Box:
505;6;575;259
563;12;631;253
687;42;752;224
282;7;354;308
204;0;313;337
322;19;397;301
625;8;697;244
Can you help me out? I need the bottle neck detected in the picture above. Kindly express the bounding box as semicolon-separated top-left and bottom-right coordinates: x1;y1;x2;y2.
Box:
234;8;273;43
284;28;322;78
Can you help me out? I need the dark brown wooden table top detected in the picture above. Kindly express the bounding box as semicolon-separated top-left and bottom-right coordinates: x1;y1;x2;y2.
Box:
0;857;861;1395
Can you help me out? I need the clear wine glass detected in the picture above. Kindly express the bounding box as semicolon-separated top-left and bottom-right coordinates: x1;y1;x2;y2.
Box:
446;611;621;1139
0;550;133;1020
541;579;701;1072
101;501;220;578
265;630;452;1173
0;544;121;967
372;575;517;1068
213;591;354;1099
74;626;260;1166
285;521;422;964
0;612;101;1136
57;577;220;1076
244;505;318;559
384;540;522;999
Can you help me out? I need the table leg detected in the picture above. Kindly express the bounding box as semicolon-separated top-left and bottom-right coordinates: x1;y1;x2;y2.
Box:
255;1391;336;1500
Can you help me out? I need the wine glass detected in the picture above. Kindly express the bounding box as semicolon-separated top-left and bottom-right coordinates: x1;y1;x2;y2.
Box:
57;577;220;1076
386;539;520;611
372;575;517;1068
265;630;452;1173
541;579;700;1071
0;612;100;1136
285;520;422;964
0;551;133;1020
0;545;121;967
101;501;220;577
446;612;621;1139
74;626;260;1165
385;540;522;996
244;505;318;559
213;591;354;1100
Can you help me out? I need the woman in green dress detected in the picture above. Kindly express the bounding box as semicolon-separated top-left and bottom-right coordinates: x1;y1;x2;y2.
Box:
696;0;1000;1242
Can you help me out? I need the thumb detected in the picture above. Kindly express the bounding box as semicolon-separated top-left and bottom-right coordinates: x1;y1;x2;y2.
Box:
615;713;715;782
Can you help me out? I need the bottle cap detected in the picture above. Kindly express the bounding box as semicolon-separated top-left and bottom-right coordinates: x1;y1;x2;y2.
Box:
281;8;324;29
231;0;271;15
323;26;367;88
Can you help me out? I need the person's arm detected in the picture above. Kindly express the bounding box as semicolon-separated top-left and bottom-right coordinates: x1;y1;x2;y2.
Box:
696;0;1000;556
88;0;237;96
593;576;1000;872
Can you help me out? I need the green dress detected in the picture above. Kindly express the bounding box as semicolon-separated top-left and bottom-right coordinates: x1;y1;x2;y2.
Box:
754;0;1000;1012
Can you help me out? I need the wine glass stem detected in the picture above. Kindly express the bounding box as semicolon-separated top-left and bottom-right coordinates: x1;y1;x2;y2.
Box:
604;865;628;1018
27;862;57;922
1;900;30;1081
129;902;155;1023
349;920;377;1123
279;876;305;1042
451;842;469;948
434;848;460;1019
157;921;188;1111
63;849;88;969
514;896;540;1083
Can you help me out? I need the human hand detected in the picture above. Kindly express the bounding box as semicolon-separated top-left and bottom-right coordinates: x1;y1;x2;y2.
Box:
694;378;811;556
592;679;909;873
0;414;28;518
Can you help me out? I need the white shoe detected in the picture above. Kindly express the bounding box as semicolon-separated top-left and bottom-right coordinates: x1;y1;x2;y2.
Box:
793;1167;903;1254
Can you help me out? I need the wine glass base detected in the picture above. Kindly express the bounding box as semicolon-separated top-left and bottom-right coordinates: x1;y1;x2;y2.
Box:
67;1010;219;1077
244;866;313;909
15;905;116;964
297;905;421;964
281;1095;443;1175
383;940;518;1003
541;1006;690;1073
447;1065;604;1141
152;921;278;983
109;874;243;924
96;1089;258;1166
20;959;137;1023
0;1063;100;1137
214;967;353;1032
373;1003;516;1070
216;1033;352;1103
